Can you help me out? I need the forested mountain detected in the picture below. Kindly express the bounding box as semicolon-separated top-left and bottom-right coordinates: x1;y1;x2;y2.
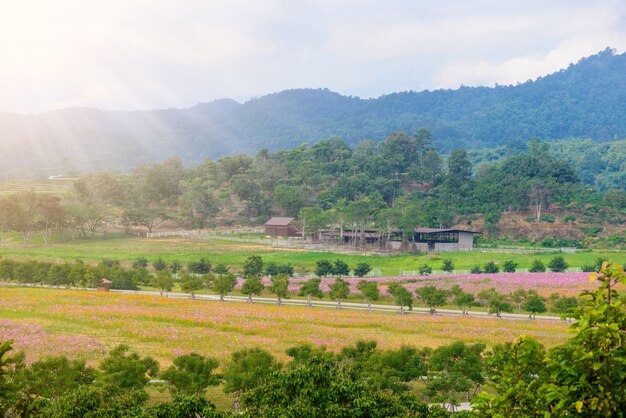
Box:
1;48;626;179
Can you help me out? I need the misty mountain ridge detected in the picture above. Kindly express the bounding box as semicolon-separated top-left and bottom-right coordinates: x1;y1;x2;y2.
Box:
1;47;625;179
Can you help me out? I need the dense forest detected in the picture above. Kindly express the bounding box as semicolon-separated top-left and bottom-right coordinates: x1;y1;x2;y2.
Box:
1;131;625;248
1;49;626;178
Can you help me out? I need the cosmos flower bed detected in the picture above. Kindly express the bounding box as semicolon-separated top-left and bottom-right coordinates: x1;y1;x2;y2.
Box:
0;287;570;364
235;272;594;297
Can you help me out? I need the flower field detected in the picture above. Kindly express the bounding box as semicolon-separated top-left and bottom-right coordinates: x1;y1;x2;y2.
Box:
0;286;570;365
238;271;596;297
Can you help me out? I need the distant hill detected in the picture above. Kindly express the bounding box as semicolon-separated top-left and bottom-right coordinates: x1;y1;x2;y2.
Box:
1;48;626;179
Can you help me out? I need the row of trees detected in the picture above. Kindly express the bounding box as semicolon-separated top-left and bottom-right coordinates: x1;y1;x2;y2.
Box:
0;255;580;317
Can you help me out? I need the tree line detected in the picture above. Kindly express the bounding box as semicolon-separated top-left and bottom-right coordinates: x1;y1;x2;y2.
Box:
3;131;624;246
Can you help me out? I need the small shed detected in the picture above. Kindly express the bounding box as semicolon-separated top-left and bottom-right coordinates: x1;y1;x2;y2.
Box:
97;278;112;292
264;217;298;237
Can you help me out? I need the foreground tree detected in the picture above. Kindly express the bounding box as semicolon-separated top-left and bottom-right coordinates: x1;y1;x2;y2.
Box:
160;353;219;396
268;274;290;306
357;280;380;311
329;277;350;309
298;278;324;306
473;262;626;416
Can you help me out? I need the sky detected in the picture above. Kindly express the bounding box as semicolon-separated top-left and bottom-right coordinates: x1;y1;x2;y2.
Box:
1;0;625;113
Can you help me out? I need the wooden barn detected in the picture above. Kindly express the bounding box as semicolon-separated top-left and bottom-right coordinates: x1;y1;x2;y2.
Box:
264;217;299;237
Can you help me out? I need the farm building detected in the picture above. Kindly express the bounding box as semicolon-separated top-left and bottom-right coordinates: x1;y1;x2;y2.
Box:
264;217;299;237
389;228;481;252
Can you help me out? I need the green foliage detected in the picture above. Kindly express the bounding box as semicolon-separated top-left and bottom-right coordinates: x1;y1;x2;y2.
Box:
314;260;333;277
98;345;159;392
160;353;219;396
416;286;447;313
188;257;212;274
474;262;626;416
502;260;517;272
470;265;482;274
152;256;168;271
418;264;433;276
523;295;547;315
332;259;350;276
298;278;324;299
356;280;380;303
483;261;499;273
329;277;350;305
243;255;263;278
388;283;413;314
441;259;454;273
241;276;264;302
209;273;237;301
529;259;546;272
151;269;174;295
268;274;290;305
223;348;281;396
548;255;569;272
179;270;205;298
353;262;372;277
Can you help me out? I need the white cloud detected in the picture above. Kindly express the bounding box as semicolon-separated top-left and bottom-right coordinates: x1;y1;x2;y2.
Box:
0;0;625;112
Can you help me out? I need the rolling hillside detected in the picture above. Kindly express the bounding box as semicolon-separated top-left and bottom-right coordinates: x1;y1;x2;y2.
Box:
1;48;625;179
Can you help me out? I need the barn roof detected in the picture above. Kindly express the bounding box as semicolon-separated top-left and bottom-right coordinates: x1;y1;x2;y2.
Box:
99;278;113;285
264;217;296;226
414;227;482;235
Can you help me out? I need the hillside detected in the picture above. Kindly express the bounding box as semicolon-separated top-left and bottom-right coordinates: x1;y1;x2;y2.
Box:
1;48;626;179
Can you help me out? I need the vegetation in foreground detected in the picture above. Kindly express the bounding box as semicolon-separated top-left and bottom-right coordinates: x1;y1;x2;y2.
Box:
0;262;624;417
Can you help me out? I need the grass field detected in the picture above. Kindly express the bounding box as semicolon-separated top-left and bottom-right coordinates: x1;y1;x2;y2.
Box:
0;233;624;276
0;286;571;367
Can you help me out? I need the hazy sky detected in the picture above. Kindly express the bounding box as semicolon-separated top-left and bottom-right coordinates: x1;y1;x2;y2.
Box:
1;0;625;113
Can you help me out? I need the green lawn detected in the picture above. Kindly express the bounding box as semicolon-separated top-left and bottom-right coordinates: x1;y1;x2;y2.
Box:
0;233;623;275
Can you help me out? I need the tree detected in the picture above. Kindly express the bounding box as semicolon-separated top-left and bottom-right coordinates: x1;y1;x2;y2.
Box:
416;286;447;314
353;262;372;278
298;278;324;306
523;295;546;319
314;260;333;277
357;280;380;311
268;274;289;306
180;270;204;299
241;276;264;303
160;353;219;396
388;283;413;315
98;345;159;392
502;260;517;273
188;258;212;274
483;261;499;273
529;259;546;272
332;259;350;277
210;273;237;302
425;341;486;412
442;259;454;273
418;264;433;276
548;255;568;272
223;348;281;413
243;255;263;278
152;257;168;271
329;277;350;308
453;291;476;315
152;269;174;296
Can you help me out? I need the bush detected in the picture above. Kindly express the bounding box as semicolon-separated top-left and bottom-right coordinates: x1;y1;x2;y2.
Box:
314;260;333;277
562;214;578;223
483;261;500;273
418;264;433;276
332;260;350;277
540;214;555;223
441;259;454;273
502;260;517;272
548;255;569;272
470;266;482;274
529;259;546;272
353;262;372;278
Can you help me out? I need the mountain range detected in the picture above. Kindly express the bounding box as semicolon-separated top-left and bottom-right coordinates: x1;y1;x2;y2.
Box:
1;47;625;179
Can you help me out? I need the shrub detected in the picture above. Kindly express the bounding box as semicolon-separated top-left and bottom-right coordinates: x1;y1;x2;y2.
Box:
539;214;555;223
470;266;482;274
418;264;433;276
562;214;578;223
353;262;372;278
529;259;546;272
483;261;500;274
441;259;454;273
548;255;569;272
502;260;517;273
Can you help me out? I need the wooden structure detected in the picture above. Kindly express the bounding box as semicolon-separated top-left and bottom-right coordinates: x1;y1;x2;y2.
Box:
264;217;299;237
97;278;112;292
389;228;482;252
